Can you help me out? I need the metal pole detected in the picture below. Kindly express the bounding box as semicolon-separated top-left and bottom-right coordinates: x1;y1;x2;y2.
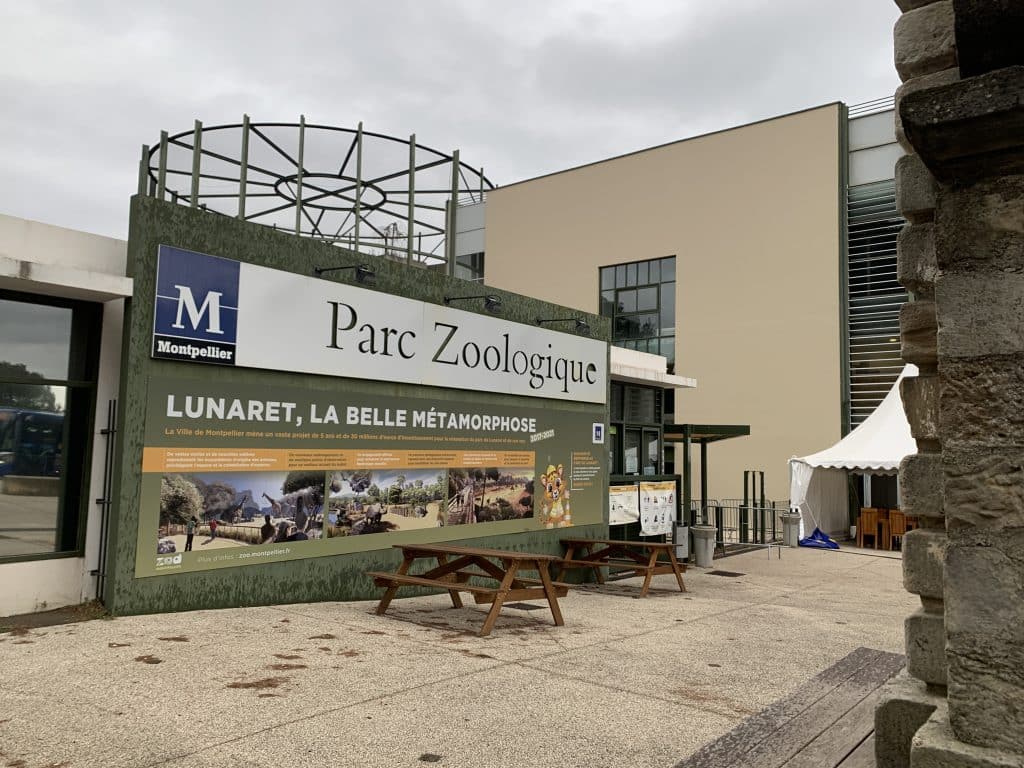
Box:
682;426;692;527
238;114;250;219
190;119;202;207
137;144;150;197
295;115;305;235
446;149;460;277
407;133;415;265
759;470;766;543
354;121;363;252
700;441;708;525
157;130;168;200
742;470;749;543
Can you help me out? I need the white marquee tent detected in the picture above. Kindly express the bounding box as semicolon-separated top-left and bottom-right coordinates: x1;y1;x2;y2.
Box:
789;365;918;538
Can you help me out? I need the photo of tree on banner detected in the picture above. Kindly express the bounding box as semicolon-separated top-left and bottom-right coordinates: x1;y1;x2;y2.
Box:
325;469;446;536
157;471;325;554
446;467;535;525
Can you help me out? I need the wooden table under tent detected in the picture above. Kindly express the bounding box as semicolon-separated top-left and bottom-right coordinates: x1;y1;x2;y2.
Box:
789;365;919;545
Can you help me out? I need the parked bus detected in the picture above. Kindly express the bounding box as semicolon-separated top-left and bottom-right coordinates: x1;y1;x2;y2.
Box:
0;409;64;477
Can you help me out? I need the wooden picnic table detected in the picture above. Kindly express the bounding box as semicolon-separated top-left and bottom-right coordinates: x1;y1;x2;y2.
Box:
556;537;687;598
366;543;568;637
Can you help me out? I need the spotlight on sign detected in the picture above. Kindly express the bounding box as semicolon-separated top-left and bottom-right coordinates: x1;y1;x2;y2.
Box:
443;294;503;314
312;263;377;286
536;317;591;336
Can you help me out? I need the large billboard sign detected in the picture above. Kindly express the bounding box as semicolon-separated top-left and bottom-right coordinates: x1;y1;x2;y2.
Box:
151;245;607;403
135;377;607;577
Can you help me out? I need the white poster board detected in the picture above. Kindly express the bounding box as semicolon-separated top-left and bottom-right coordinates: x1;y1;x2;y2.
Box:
609;484;639;526
640;480;675;536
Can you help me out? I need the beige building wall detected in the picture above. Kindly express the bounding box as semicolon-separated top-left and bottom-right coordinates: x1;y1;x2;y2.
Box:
484;104;843;501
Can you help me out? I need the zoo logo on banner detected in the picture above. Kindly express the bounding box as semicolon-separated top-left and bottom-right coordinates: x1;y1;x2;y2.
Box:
152;245;240;365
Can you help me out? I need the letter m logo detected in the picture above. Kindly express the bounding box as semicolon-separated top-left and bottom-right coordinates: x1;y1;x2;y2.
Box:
152;246;240;363
171;285;224;334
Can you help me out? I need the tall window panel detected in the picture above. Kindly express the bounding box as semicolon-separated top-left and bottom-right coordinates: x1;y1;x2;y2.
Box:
0;292;100;560
846;180;907;428
598;256;676;373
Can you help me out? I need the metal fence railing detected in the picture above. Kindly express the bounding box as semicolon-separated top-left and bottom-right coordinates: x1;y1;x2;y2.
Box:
690;499;790;549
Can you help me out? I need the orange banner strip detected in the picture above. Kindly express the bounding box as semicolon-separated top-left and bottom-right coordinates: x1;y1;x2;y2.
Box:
142;447;534;473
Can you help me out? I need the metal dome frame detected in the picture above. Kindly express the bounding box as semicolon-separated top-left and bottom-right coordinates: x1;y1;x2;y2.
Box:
137;117;494;271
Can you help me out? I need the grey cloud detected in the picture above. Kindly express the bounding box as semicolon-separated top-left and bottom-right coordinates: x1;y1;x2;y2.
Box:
0;0;899;240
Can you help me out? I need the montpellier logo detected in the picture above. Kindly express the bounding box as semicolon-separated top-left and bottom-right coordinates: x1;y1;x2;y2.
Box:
152;245;240;365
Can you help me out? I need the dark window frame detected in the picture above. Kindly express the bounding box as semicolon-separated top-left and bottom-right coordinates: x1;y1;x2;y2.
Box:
0;288;102;564
598;256;676;372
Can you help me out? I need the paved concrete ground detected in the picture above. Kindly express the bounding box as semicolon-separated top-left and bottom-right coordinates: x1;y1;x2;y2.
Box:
0;546;914;768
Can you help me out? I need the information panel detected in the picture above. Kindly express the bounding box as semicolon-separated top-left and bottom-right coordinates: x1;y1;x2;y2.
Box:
135;377;607;577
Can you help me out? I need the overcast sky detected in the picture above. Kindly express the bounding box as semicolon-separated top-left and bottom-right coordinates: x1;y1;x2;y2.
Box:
1;0;900;240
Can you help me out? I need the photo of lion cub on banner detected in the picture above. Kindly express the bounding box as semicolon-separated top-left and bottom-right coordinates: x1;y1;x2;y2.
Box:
539;463;572;528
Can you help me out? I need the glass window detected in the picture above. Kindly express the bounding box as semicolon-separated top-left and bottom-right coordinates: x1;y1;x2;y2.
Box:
597;257;677;372
644;430;660;475
637;286;658;311
0;292;98;561
660;282;675;333
0;300;72;381
454;252;485;283
624;429;641;474
617;289;637;313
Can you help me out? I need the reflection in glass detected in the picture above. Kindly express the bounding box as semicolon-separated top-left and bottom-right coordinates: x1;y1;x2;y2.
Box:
624;429;640;474
0;299;72;381
0;384;66;557
645;431;660;474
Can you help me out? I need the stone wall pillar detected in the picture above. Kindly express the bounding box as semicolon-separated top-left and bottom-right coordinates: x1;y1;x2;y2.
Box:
876;1;1024;765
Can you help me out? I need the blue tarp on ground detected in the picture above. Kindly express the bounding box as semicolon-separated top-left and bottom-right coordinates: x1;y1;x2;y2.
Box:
799;527;839;549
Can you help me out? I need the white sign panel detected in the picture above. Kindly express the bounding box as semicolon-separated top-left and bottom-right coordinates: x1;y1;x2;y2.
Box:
609;484;639;526
640;480;675;536
152;245;607;403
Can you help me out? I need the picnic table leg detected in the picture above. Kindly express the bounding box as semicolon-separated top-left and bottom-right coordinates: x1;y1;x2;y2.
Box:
555;544;575;582
637;549;659;598
585;542;606;585
435;553;464;609
534;559;565;627
666;547;688;593
375;553;416;615
479;561;520;637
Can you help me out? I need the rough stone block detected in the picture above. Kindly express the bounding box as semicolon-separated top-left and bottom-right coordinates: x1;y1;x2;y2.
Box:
906;606;948;686
945;529;1024;752
953;0;1024;78
936;175;1024;274
903;528;947;599
941;355;1024;445
895;1;957;81
935;273;1024;358
895;67;960;152
912;703;1024;767
900;66;1024;184
874;669;944;768
900;300;937;366
898;222;938;296
896;153;938;223
901;374;940;443
943;446;1024;530
900;452;944;519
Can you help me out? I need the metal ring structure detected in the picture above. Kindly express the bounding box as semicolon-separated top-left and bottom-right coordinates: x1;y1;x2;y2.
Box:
141;120;494;268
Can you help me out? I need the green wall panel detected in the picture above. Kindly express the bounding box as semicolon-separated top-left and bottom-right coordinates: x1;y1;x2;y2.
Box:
104;196;609;615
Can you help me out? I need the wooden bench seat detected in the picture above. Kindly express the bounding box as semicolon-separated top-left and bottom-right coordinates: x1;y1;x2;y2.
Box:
365;570;498;594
